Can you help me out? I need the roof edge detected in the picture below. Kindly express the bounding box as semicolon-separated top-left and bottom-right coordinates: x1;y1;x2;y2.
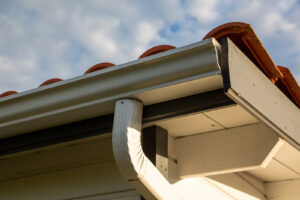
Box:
204;22;300;108
0;38;222;138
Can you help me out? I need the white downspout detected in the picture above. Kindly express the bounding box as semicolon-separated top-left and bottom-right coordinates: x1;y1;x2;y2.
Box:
112;99;183;200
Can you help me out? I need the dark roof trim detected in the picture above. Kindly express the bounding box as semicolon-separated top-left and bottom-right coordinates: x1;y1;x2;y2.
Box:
0;89;234;156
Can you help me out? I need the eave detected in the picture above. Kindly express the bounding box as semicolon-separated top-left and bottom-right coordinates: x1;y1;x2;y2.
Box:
0;27;299;199
0;38;223;138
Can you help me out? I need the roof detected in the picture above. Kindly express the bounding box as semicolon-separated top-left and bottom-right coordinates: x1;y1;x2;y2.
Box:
1;22;299;109
0;39;222;138
204;22;300;108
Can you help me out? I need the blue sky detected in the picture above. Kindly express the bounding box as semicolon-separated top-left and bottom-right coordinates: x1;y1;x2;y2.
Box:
0;0;299;92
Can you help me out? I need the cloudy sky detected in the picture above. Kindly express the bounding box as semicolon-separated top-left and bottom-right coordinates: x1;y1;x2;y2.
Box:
0;0;299;93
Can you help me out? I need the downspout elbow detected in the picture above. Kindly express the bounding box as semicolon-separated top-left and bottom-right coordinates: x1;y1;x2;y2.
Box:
112;99;183;200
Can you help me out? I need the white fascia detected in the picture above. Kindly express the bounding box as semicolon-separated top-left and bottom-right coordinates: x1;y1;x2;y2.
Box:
224;38;300;149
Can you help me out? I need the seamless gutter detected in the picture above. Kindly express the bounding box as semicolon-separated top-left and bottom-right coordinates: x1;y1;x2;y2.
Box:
0;38;222;138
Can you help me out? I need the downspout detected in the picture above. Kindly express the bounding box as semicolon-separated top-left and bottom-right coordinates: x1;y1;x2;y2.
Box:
112;99;183;200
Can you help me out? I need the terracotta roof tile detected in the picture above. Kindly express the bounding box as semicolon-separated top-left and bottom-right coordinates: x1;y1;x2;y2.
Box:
39;78;63;87
84;62;115;74
0;91;18;98
204;22;300;108
139;45;175;59
1;22;299;109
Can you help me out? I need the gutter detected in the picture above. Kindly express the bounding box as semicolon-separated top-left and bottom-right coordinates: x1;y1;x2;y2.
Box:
112;99;184;200
0;38;222;138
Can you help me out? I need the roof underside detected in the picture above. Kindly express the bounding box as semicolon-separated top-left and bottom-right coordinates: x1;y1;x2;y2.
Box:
0;21;299;150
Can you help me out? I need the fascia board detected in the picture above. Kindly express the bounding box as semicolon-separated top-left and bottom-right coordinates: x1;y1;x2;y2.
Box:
223;38;300;150
0;38;222;138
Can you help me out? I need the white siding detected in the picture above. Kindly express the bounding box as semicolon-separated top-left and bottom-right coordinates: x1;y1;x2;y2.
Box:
0;136;139;200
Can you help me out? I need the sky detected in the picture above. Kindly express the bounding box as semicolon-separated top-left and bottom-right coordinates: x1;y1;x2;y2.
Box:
0;0;299;93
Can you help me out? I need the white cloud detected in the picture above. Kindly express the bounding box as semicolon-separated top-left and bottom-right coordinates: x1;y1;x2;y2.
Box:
0;0;173;92
0;54;39;91
90;31;118;56
277;0;297;11
259;12;295;35
219;0;300;83
186;0;220;23
0;0;299;94
132;21;163;56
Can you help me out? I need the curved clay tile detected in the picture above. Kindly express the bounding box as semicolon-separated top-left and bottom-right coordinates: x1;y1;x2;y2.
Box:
139;45;175;59
204;22;300;108
204;22;282;82
277;66;300;106
84;62;115;74
0;91;18;98
204;22;250;40
39;78;63;87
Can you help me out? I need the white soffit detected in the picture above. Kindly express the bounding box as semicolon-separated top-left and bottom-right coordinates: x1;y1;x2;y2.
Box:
204;104;259;128
145;104;258;137
248;141;300;182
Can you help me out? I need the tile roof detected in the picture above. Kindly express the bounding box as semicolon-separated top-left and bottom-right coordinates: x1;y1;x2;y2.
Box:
39;78;63;87
0;91;18;98
84;62;115;74
204;22;300;108
138;45;175;58
1;22;299;108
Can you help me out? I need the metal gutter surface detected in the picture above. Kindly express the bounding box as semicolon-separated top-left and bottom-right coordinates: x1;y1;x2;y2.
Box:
0;38;222;138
